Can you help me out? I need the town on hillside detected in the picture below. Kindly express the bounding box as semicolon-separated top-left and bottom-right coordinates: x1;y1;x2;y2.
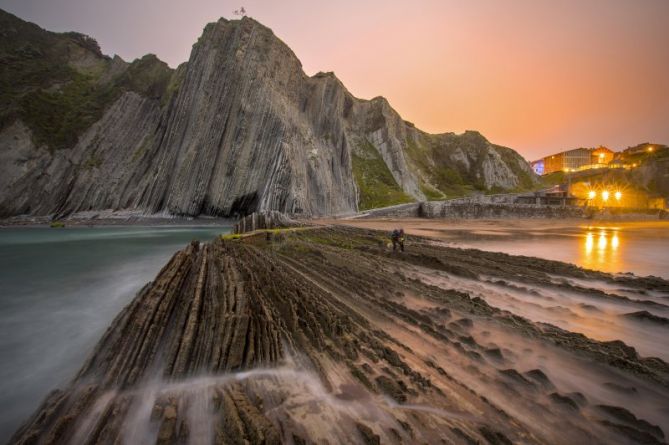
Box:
527;143;669;211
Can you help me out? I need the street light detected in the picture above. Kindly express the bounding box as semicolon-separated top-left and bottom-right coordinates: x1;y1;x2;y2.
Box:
602;191;610;202
588;190;596;199
615;191;622;201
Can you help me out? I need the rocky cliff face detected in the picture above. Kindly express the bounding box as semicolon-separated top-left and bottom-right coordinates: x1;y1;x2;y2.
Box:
0;9;537;218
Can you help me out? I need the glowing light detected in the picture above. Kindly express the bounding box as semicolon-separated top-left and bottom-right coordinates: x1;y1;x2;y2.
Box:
615;191;622;201
611;233;619;250
648;146;654;152
599;153;605;158
602;191;609;201
588;190;596;199
598;233;607;250
585;232;594;254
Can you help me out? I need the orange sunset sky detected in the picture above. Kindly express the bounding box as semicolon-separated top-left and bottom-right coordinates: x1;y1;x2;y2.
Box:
1;0;668;160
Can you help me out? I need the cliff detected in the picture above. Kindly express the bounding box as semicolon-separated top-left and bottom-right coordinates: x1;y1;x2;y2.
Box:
0;9;537;218
11;226;669;444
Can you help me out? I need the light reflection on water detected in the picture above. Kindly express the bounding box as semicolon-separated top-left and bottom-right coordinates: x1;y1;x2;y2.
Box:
581;228;621;273
429;221;669;278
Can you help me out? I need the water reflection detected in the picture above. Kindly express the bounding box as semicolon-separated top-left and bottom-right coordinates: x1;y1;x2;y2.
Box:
581;228;621;272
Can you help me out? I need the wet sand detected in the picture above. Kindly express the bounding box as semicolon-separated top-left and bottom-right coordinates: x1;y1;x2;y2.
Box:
317;217;669;240
320;218;669;278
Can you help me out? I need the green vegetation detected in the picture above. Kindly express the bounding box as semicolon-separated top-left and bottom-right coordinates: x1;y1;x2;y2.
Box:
495;145;537;190
402;132;540;200
405;136;466;199
619;144;669;166
20;72;119;151
352;140;414;210
49;221;65;228
403;135;486;199
115;54;172;100
17;55;173;152
432;166;479;198
540;171;565;187
404;136;432;175
161;63;187;107
419;183;444;200
0;10;174;151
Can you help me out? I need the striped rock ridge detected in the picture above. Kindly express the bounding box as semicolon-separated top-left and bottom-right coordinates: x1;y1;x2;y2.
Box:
0;10;537;219
10;226;669;444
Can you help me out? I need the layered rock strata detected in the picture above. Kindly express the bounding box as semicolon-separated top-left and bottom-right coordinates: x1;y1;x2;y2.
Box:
1;9;536;219
12;226;669;444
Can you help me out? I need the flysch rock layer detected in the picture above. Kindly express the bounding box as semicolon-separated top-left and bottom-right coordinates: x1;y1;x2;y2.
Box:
0;11;536;219
11;226;669;445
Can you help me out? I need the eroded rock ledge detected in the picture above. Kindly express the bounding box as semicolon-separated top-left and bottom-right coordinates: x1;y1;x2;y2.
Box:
11;226;669;445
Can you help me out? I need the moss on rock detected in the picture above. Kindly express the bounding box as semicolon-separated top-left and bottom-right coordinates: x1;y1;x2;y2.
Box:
352;139;414;210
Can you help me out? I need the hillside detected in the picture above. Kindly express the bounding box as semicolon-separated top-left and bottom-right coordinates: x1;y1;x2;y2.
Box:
0;9;537;218
541;145;669;202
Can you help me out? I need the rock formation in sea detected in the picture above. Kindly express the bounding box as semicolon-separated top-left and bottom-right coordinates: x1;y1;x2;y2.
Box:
0;9;537;219
11;225;669;444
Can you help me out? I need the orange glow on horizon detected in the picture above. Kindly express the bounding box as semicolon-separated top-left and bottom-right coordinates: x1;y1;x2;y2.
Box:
3;0;668;160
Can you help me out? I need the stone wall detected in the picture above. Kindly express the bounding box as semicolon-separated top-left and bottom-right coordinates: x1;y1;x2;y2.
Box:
357;202;421;218
359;198;586;219
419;202;585;219
233;211;301;234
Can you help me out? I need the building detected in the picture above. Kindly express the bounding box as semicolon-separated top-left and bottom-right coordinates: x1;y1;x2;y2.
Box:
539;145;624;175
543;148;591;174
530;159;544;175
515;185;583;206
623;143;655;156
591;146;614;165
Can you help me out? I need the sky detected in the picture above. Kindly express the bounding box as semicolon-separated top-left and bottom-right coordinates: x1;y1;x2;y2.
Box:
1;0;668;160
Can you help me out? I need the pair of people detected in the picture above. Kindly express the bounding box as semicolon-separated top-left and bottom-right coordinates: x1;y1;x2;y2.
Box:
390;228;405;252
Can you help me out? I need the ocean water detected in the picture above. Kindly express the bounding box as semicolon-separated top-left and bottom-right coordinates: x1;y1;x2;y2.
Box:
446;221;669;279
0;226;229;442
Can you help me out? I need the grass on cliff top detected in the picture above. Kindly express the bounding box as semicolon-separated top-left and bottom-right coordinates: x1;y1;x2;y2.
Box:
352;140;414;211
17;55;173;152
403;135;540;199
495;145;537;190
19;72;119;151
1;9;174;151
403;136;481;199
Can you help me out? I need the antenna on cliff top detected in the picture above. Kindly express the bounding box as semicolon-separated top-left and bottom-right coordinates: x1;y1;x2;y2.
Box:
233;6;247;17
